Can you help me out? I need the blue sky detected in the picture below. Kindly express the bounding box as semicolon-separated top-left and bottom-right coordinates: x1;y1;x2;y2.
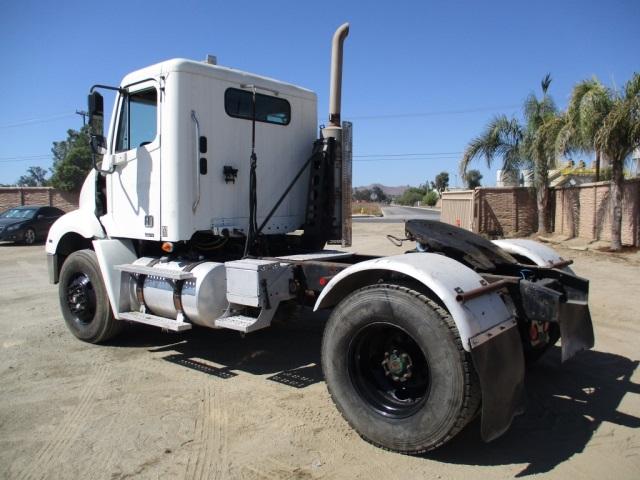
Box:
0;0;638;187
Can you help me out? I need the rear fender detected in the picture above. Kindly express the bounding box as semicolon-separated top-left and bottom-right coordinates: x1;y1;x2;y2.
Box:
493;239;571;271
314;253;513;352
314;253;525;441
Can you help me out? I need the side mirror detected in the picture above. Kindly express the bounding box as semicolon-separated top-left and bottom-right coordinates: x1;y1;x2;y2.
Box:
37;214;45;220
90;134;107;155
88;91;104;136
88;90;110;166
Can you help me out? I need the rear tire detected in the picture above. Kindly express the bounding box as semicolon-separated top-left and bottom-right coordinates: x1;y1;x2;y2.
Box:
58;249;122;343
321;284;480;453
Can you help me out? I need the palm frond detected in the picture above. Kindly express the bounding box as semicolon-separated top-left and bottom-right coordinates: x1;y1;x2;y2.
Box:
541;73;552;95
459;115;524;176
624;72;640;100
565;77;612;151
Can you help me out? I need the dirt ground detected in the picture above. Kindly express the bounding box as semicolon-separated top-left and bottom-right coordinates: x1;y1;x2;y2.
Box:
1;223;639;479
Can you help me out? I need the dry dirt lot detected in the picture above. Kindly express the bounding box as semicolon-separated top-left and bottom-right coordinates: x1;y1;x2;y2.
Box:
1;223;639;480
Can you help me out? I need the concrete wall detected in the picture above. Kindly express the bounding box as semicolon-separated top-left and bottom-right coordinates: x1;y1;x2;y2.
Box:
0;187;79;212
554;179;640;246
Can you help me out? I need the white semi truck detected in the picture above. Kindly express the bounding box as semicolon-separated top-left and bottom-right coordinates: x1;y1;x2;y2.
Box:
46;23;594;453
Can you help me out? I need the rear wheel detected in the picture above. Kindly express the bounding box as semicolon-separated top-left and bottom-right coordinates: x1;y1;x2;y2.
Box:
58;249;122;343
321;284;480;453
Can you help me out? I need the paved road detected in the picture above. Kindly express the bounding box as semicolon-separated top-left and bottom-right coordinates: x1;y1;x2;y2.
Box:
353;205;440;223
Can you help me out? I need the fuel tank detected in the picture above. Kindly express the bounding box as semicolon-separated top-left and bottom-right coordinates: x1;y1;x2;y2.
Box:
128;257;227;328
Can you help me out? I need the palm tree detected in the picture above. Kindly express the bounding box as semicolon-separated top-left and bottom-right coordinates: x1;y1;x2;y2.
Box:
561;74;640;250
530;113;566;234
460;75;558;234
560;78;613;181
594;73;640;250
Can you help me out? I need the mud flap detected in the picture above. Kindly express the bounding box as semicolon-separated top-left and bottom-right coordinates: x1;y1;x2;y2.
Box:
520;279;594;362
469;318;525;442
558;300;594;362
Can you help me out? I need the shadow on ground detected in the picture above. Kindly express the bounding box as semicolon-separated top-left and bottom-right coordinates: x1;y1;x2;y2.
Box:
109;307;327;388
429;347;640;476
108;317;639;476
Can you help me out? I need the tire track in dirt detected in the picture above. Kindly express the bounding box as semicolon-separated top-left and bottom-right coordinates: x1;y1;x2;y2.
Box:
18;364;109;480
184;383;230;480
90;367;135;479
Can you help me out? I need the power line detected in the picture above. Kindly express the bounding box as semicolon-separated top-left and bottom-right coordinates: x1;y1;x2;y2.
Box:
348;105;520;120
354;151;462;158
0;154;51;160
354;157;460;163
0;154;52;164
0;113;75;129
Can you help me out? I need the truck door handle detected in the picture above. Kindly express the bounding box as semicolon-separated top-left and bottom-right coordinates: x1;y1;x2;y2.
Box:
191;110;201;213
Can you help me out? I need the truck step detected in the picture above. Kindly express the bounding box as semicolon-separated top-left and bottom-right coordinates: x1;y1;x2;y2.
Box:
119;311;192;331
214;315;262;333
114;264;195;280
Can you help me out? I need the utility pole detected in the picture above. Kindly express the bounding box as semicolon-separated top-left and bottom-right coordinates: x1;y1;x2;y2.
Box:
75;110;89;126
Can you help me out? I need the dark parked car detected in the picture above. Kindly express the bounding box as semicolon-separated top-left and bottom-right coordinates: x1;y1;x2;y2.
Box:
0;206;65;245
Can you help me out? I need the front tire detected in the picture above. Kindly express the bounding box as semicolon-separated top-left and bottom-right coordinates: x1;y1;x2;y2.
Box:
58;249;122;343
23;228;36;245
321;284;480;453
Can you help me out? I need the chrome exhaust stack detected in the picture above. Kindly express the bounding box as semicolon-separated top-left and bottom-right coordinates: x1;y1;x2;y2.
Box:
321;23;351;247
328;22;350;128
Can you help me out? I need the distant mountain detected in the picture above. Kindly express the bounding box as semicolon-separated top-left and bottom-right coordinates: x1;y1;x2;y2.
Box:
354;183;411;197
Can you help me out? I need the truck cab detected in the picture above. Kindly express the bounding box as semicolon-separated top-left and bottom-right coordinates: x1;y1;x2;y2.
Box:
96;59;318;242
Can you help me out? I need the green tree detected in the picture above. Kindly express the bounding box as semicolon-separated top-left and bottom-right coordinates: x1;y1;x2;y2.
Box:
594;74;640;250
530;113;565;234
560;77;613;182
525;75;561;235
50;126;93;191
460;75;559;234
560;73;640;250
353;188;372;201
396;187;426;206
423;190;439;206
464;169;483;189
459;115;524;177
371;185;388;203
17;166;49;187
432;172;449;194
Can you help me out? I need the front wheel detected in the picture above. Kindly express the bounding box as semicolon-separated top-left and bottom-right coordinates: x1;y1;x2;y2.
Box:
58;249;122;343
23;228;36;245
321;284;480;453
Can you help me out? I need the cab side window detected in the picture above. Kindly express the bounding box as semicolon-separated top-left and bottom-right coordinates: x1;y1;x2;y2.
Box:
115;88;158;152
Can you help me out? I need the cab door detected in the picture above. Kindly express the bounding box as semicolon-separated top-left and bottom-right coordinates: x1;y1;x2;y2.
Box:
102;82;161;240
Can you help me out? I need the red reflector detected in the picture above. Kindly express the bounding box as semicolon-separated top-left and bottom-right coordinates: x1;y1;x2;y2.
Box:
319;277;329;286
529;323;539;341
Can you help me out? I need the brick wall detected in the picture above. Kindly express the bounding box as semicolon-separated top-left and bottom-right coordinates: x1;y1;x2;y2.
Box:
554;179;640;246
474;187;538;237
0;187;79;212
441;187;538;237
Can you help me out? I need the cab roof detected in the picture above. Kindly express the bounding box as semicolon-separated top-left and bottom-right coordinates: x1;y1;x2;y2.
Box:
121;58;317;101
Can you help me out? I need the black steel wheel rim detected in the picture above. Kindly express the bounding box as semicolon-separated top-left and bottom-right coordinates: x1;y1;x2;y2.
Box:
348;322;430;418
66;273;97;324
